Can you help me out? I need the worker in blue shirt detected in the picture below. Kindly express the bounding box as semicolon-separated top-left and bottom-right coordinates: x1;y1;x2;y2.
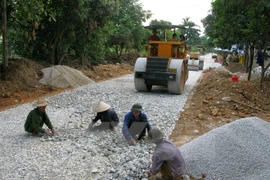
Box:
122;103;152;145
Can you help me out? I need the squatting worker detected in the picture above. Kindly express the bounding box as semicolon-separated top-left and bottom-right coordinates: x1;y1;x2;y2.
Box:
24;98;56;136
88;101;119;130
148;128;186;180
122;103;152;145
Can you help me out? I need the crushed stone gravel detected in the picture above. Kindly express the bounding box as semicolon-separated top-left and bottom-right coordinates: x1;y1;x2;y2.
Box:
180;117;270;180
0;66;202;179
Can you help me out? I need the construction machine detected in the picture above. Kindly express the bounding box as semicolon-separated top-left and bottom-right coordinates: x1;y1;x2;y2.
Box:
134;25;188;94
188;46;205;71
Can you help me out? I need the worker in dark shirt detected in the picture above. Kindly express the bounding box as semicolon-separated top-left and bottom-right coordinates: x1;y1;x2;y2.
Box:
122;103;152;145
148;29;160;41
256;50;264;67
88;101;119;130
24;98;56;136
148;29;160;56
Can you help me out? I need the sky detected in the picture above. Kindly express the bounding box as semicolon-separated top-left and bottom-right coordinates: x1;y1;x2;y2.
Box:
139;0;213;34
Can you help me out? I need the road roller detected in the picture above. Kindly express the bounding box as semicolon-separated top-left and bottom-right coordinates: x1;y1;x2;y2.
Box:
188;52;205;71
134;25;188;94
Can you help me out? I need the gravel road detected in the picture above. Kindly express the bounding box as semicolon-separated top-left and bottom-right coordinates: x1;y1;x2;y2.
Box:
0;55;215;179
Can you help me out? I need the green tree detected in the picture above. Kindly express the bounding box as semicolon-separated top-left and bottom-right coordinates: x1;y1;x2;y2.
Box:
182;17;201;46
105;0;150;59
206;0;270;88
4;0;119;65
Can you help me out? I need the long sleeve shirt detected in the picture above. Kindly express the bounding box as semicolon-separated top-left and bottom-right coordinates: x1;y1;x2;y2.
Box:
92;108;119;124
24;108;53;133
150;138;186;177
122;111;152;140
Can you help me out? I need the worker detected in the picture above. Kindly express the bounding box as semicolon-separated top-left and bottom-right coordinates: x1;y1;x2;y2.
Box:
147;128;186;179
148;29;160;41
179;35;186;42
148;29;160;56
24;98;56;136
178;35;187;58
122;103;152;145
170;33;177;42
171;33;178;57
88;101;119;130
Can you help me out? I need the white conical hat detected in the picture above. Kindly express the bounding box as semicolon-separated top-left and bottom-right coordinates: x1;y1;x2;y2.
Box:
93;101;111;113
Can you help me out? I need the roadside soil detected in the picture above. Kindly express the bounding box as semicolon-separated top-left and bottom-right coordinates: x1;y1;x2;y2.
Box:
0;58;133;111
170;67;270;147
1;58;269;179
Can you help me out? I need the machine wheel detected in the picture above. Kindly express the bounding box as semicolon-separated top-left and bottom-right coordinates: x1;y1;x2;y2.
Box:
199;55;205;61
168;59;185;94
184;61;189;82
146;84;152;92
134;58;148;92
199;61;204;70
199;56;205;70
187;59;199;71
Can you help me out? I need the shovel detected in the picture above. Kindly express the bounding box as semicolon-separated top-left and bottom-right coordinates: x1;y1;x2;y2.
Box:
222;97;267;113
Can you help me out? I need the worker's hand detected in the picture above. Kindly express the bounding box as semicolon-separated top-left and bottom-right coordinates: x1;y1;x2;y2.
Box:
45;131;53;136
147;170;151;177
109;127;115;131
128;138;136;145
51;129;56;135
88;123;94;130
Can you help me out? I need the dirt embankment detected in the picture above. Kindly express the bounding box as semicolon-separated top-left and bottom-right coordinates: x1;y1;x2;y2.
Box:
170;68;270;146
0;58;133;111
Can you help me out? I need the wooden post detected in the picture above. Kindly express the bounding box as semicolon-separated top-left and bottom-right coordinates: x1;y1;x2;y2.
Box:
2;0;8;80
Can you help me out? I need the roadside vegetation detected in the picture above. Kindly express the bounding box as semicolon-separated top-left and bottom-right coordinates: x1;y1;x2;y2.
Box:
1;0;269;87
202;0;270;88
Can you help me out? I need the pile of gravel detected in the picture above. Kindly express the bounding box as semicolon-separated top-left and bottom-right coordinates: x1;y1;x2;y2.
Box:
39;65;95;88
180;117;270;179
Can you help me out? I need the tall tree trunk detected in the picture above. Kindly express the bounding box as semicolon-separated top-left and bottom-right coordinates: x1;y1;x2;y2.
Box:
260;63;265;91
1;0;8;80
260;59;270;90
51;31;64;65
248;44;254;81
244;47;249;73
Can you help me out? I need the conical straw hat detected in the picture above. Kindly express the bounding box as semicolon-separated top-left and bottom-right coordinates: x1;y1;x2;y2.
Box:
93;101;111;113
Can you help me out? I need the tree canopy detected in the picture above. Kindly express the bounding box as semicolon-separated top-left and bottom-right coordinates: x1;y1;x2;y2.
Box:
202;0;270;86
1;0;204;68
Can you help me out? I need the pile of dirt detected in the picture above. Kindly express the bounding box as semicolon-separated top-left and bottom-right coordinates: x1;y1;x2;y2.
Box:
79;64;133;82
0;58;133;111
0;58;45;94
170;68;270;146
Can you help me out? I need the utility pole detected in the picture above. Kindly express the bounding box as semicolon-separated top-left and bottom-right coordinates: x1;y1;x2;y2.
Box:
2;0;8;80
